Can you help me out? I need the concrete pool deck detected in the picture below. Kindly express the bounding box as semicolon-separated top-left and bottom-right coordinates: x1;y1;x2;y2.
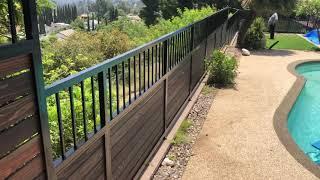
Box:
183;50;320;179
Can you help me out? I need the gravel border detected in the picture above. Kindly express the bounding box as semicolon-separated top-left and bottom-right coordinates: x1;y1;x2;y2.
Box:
153;86;217;180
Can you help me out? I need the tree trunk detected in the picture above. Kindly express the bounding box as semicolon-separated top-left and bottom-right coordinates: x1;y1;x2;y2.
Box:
236;9;256;48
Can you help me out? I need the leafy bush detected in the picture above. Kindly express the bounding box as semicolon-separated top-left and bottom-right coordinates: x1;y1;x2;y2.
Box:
206;50;238;86
96;7;216;47
71;17;85;30
145;7;216;43
42;29;131;84
244;17;266;49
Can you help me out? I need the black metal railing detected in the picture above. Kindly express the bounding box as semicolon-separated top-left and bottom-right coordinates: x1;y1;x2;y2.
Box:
44;7;240;166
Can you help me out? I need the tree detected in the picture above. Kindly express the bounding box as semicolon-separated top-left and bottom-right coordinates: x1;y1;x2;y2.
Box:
140;0;161;25
0;0;54;43
296;0;320;42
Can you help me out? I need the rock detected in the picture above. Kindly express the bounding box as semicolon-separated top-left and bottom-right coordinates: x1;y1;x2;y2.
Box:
242;48;250;56
162;158;175;167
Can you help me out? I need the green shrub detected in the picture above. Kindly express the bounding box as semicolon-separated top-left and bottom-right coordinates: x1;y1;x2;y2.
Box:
172;119;192;145
244;17;266;49
206;50;238;86
71;17;85;31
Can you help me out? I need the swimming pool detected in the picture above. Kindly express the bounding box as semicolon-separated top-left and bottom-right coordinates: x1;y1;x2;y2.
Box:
305;30;320;45
288;62;320;164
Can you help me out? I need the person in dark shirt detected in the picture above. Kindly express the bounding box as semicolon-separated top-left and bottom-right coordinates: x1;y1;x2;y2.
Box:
268;13;278;39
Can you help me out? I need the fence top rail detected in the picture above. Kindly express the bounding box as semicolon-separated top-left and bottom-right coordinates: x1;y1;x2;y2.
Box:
45;7;234;97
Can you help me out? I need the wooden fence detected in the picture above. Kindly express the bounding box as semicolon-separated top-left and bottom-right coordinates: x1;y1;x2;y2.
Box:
0;1;242;179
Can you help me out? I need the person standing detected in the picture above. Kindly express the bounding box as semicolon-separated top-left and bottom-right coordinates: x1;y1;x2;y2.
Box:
268;13;278;39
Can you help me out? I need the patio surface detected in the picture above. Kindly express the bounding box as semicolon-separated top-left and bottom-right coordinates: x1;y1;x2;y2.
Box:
183;50;320;179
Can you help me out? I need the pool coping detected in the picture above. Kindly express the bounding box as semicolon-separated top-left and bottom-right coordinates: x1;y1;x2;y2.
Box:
274;59;320;178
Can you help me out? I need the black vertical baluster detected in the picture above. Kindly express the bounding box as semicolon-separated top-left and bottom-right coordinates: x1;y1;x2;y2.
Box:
155;45;158;81
69;87;77;150
182;33;184;60
186;30;189;54
81;81;88;141
122;62;125;109
163;42;166;75
170;38;173;67
181;32;184;59
182;32;184;59
143;51;146;92
128;59;132;104
139;53;142;96
55;93;66;160
175;35;178;63
147;49;150;88
184;31;187;56
176;36;179;65
172;37;175;67
175;36;177;65
108;68;113;120
151;47;154;85
7;0;17;43
115;65;120;114
184;31;188;56
91;77;97;133
159;44;161;78
134;56;137;99
179;33;182;61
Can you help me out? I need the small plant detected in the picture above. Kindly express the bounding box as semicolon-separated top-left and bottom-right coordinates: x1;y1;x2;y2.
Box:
206;50;238;86
244;17;266;49
172;119;192;145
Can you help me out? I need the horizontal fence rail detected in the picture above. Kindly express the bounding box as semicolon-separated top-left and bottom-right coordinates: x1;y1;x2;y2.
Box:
38;7;241;180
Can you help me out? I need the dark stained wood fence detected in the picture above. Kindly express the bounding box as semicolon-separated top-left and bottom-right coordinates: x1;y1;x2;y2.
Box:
0;0;54;179
0;3;242;180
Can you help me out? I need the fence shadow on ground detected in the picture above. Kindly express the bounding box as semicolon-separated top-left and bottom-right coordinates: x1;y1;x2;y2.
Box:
251;49;297;57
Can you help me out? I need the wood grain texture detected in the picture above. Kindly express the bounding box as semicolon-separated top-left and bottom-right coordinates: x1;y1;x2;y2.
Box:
0;95;37;131
0;135;42;179
57;137;104;179
0;54;31;78
7;154;45;180
113;120;163;180
110;82;164;137
191;43;206;89
121;125;163;180
0;115;40;158
111;84;164;179
0;71;34;106
111;83;164;148
167;58;191;125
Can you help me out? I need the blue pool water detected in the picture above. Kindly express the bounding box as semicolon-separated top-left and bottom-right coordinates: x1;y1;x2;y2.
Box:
288;62;320;164
305;30;320;45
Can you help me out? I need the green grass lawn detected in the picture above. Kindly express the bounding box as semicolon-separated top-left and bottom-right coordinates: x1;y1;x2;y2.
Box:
265;33;320;51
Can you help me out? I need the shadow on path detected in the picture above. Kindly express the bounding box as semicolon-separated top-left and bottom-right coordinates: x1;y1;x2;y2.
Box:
251;49;297;57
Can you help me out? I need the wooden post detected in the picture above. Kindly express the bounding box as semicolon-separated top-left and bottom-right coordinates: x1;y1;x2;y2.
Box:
22;0;57;179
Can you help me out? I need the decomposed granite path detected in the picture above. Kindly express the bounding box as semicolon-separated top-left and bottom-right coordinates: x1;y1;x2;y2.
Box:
183;50;320;180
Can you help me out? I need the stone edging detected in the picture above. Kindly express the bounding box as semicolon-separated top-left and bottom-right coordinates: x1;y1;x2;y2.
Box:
273;59;320;178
